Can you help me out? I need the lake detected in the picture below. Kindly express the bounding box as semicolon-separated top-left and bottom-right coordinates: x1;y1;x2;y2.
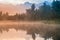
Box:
0;21;59;40
0;29;45;40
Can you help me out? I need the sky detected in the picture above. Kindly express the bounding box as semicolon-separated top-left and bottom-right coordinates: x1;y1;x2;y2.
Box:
0;0;53;5
0;0;53;15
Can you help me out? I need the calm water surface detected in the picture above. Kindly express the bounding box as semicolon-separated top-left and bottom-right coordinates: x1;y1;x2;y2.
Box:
0;21;55;40
0;29;45;40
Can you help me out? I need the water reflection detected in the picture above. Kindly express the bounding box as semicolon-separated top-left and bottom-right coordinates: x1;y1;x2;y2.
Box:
0;29;44;40
0;21;59;40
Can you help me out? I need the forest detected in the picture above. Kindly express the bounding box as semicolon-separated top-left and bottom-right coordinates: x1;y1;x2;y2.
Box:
0;0;60;22
0;0;60;40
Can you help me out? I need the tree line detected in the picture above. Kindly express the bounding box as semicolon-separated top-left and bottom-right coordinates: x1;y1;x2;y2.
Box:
26;0;60;21
0;12;26;21
0;0;60;21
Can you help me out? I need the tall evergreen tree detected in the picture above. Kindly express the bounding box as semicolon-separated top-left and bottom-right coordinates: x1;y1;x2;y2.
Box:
31;4;35;11
26;4;36;20
52;0;60;19
39;1;51;20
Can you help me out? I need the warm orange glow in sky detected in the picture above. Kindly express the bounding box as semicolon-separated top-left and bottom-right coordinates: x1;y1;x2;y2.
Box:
0;4;26;15
0;0;29;15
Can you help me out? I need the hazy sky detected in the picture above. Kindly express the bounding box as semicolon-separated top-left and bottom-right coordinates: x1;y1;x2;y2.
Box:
0;0;53;4
0;0;53;15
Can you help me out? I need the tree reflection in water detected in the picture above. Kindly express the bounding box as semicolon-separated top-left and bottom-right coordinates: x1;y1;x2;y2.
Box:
0;22;59;40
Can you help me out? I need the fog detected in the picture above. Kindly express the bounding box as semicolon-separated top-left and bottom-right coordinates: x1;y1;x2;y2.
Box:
0;21;58;40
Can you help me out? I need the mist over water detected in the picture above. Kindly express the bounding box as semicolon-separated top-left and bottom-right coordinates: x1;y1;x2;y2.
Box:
0;21;57;40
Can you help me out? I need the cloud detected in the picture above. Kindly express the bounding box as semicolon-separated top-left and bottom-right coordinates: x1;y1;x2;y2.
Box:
0;0;53;5
0;0;22;4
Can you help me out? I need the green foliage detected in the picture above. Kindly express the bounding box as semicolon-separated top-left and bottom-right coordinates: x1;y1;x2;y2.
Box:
52;0;60;19
31;4;35;11
38;2;52;20
26;0;60;21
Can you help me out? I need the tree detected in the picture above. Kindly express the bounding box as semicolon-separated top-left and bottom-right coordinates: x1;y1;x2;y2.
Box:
38;1;52;20
0;11;2;16
18;14;26;20
52;0;60;19
31;4;35;11
2;12;9;20
0;11;2;20
26;4;36;20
